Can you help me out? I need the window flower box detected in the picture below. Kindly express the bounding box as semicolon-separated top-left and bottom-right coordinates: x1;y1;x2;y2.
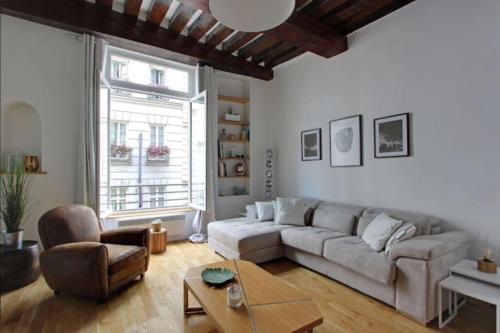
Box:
111;144;132;163
147;145;170;165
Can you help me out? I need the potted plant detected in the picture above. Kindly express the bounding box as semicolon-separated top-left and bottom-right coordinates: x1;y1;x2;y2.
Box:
147;145;170;162
111;144;133;160
0;155;34;249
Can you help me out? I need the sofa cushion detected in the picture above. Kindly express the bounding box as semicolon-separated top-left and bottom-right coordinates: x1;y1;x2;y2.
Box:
255;202;275;221
323;236;396;285
104;243;147;275
357;207;441;237
208;218;293;254
361;212;403;252
312;202;366;234
281;227;347;256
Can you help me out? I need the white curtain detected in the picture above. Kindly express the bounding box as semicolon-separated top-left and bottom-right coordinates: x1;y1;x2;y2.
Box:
189;66;218;243
77;34;107;213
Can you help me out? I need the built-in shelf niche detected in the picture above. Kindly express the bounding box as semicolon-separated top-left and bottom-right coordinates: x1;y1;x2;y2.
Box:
1;101;44;173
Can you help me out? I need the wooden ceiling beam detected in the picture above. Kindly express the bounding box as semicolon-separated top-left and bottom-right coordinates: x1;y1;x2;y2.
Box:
147;0;171;25
267;48;305;68
0;0;273;80
95;0;113;8
222;32;259;54
337;0;414;34
205;24;234;48
176;0;347;58
124;0;142;17
187;11;217;40
238;35;280;60
169;3;197;33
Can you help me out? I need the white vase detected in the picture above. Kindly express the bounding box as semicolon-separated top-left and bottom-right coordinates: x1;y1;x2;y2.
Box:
1;230;24;249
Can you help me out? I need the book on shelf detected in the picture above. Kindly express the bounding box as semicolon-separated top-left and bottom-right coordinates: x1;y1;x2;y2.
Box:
218;141;225;158
240;126;250;141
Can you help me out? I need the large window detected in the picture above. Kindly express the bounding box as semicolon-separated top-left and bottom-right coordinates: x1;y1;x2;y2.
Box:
99;47;204;216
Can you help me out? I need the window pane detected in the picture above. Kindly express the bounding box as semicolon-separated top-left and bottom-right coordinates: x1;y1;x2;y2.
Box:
120;123;126;145
111;123;117;145
166;68;189;93
189;92;207;211
150;126;156;146
158;127;164;146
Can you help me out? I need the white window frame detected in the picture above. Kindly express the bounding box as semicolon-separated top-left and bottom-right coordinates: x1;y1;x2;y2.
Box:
149;185;166;208
111;122;127;146
110;58;128;81
111;186;127;211
150;66;166;86
105;46;196;100
150;125;166;146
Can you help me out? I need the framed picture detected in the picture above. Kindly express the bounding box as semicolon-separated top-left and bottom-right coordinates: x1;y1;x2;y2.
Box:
301;128;322;161
329;115;362;167
374;113;410;158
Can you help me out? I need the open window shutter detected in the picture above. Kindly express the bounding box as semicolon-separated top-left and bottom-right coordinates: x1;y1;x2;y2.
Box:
188;91;207;211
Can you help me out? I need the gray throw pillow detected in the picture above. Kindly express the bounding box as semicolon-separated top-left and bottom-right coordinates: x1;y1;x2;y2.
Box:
255;201;275;221
384;222;416;255
275;198;305;226
362;212;403;252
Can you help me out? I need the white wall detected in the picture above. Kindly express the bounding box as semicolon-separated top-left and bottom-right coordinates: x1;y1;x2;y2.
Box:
1;15;83;242
268;0;500;258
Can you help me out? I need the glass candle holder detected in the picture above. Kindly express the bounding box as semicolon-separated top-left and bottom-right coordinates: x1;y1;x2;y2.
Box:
227;283;243;308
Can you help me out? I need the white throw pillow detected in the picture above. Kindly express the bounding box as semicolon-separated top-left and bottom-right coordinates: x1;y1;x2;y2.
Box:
245;204;258;219
384;222;416;255
255;201;274;221
275;198;305;226
362;212;403;252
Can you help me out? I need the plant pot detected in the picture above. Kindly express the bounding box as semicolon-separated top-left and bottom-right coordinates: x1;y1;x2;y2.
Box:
1;230;24;249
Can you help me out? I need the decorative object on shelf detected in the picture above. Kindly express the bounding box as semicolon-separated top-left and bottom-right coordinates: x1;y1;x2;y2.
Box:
477;248;497;274
228;147;235;158
233;186;248;196
264;148;276;200
330;115;363;167
24;155;40;172
224;106;240;122
151;219;162;232
0;154;34;249
228;133;236;140
0;240;41;292
201;267;234;286
210;0;295;32
218;161;227;177
146;145;170;161
234;162;247;176
242;126;250;141
111;144;133;160
227;283;243;308
220;128;227;140
218;141;225;158
374;113;410;158
150;227;167;254
301;128;322;161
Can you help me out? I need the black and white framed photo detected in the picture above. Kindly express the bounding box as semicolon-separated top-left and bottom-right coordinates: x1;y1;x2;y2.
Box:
301;128;322;161
329;115;362;167
374;113;410;158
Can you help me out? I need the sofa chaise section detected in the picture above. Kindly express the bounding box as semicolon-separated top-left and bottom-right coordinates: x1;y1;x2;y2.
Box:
208;218;294;263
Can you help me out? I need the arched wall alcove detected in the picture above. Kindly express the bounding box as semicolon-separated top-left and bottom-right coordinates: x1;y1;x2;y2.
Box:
1;101;42;169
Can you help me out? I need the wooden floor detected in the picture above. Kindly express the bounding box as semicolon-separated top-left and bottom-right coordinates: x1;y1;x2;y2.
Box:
1;241;495;333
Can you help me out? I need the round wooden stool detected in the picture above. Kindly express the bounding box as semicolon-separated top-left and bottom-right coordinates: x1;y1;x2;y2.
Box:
150;228;167;254
0;240;41;292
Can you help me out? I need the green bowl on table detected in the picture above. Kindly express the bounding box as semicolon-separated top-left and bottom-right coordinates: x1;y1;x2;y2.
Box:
201;267;235;286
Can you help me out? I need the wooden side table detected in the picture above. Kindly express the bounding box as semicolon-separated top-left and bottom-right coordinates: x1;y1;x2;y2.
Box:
0;240;41;292
150;228;167;254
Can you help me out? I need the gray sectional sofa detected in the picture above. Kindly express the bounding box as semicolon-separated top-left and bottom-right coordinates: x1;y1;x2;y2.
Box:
207;198;470;324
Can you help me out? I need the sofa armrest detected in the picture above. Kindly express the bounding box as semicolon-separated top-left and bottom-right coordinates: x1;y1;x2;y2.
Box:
101;227;150;249
389;231;470;261
40;242;109;299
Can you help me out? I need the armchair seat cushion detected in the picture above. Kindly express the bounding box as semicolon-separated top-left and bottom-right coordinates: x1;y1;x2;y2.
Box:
104;244;147;275
323;236;396;285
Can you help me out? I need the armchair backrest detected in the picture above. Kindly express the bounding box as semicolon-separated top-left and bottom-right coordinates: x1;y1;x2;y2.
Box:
38;204;101;249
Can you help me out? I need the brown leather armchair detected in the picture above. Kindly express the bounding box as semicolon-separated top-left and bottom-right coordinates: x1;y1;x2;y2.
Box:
38;204;150;301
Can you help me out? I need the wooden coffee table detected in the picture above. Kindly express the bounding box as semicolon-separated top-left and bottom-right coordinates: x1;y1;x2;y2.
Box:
184;259;323;333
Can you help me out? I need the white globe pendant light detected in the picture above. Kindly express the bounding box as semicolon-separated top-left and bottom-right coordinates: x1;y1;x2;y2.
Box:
209;0;295;32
